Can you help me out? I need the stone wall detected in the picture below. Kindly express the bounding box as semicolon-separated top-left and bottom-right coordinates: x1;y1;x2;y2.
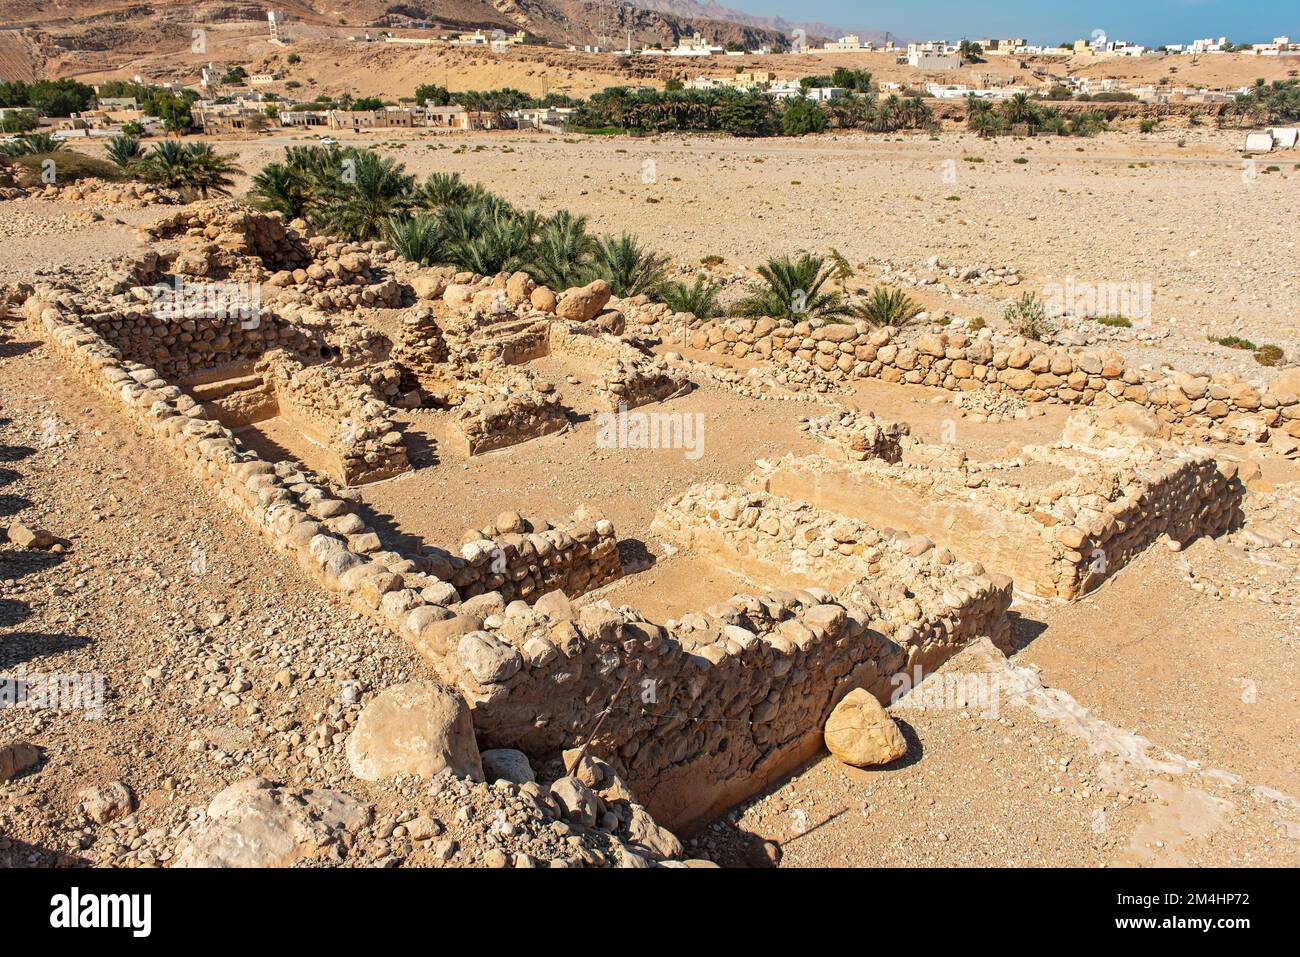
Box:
433;482;1013;829
78;302;303;381
449;373;569;456
25;287;1013;834
257;350;411;486
690;318;1300;450
801;409;909;463
748;434;1244;600
23;291;621;615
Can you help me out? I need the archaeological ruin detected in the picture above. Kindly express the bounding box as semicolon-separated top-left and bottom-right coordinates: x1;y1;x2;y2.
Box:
8;198;1278;835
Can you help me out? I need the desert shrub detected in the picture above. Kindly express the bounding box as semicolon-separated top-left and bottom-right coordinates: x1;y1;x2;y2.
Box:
1254;344;1284;366
1213;335;1257;350
1093;314;1132;328
1004;292;1053;340
11;150;123;184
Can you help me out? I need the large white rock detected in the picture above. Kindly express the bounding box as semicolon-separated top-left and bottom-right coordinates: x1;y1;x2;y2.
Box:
346;681;483;782
175;778;370;868
481;748;535;784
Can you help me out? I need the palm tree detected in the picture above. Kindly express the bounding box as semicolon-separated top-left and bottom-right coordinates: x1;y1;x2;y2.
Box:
850;286;922;327
966;96;1000;136
137;140;192;190
527;209;594;290
182;143;240;197
444;214;531;275
874;94;903;132
314;150;416;241
420;171;472;207
656;273;722;320
731;253;849;320
104;134;142;169
249;162;312;218
0;132;66;156
386;213;444;265
1001;91;1037;127
587;233;668;297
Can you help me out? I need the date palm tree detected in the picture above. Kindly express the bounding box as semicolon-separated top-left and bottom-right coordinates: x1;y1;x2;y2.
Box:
104;134;142;170
851;286;922;327
587;233;669;297
181;143;240;197
656;273;722;320
731;253;849;320
313;150;415;241
527;209;595;290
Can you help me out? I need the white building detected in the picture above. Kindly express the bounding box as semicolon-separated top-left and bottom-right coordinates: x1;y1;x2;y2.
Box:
267;11;288;45
907;52;962;71
823;34;870;53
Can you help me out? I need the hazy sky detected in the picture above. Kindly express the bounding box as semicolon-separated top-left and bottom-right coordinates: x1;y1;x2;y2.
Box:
734;0;1297;46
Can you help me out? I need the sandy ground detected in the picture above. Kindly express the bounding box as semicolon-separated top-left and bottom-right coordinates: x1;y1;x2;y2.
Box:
129;125;1299;365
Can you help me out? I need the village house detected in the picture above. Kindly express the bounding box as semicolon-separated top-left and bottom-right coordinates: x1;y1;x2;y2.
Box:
907;52;962;70
278;110;330;127
191;103;270;134
329;108;421;130
822;35;870;53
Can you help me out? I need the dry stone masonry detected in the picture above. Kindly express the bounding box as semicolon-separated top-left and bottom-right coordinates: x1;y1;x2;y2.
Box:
690;319;1300;452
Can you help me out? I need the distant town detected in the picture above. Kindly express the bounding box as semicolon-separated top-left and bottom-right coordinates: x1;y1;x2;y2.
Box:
1;11;1297;140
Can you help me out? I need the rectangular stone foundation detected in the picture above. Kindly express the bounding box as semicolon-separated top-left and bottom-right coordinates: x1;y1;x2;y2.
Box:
439;484;1012;832
748;440;1244;600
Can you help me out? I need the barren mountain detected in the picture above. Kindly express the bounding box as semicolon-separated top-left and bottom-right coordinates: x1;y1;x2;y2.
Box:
0;0;811;75
614;0;893;45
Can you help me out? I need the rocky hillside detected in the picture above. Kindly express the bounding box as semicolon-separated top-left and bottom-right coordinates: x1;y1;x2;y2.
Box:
0;0;808;64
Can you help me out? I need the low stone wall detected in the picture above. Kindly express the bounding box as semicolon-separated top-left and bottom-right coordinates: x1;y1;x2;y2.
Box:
257;351;410;486
749;438;1244;599
434;567;1010;832
801;409;909;463
77;302;303;381
591;356;691;411
449;375;569;455
690;318;1300;449
23;291;620;618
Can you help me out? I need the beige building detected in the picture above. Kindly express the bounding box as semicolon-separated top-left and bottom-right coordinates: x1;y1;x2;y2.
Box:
328;108;419;130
